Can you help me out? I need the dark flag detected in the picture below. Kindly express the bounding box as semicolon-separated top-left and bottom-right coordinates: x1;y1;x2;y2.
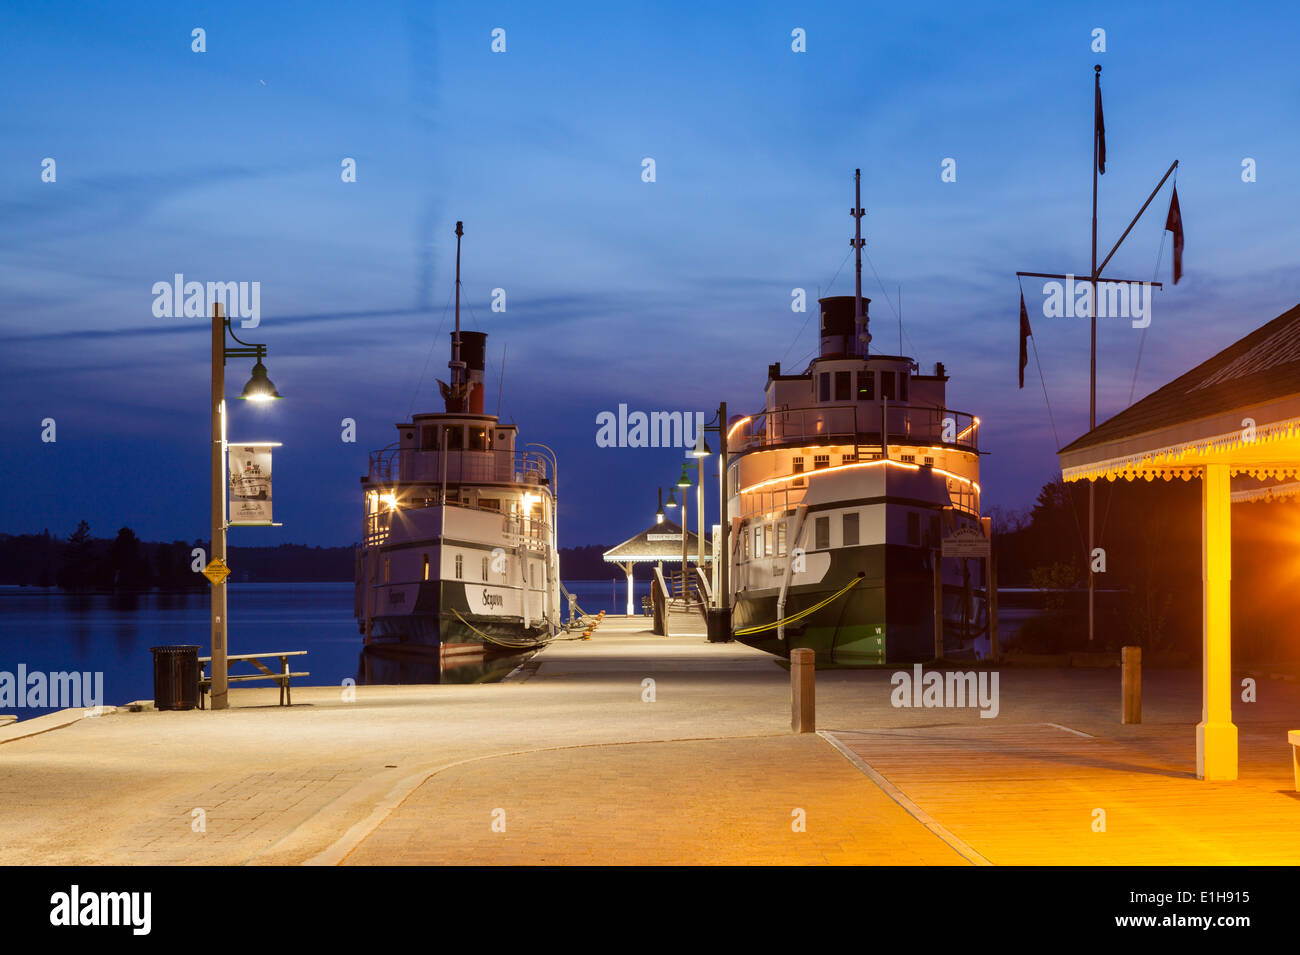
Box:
1094;75;1106;175
1165;185;1183;284
1019;290;1033;389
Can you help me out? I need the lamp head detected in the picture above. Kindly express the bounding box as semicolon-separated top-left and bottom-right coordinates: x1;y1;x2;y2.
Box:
239;360;281;402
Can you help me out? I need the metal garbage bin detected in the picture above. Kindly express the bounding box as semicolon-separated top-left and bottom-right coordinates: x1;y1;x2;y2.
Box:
151;645;200;711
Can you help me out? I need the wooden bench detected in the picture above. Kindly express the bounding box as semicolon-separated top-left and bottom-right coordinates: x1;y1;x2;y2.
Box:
198;652;309;708
641;595;653;616
1290;730;1300;792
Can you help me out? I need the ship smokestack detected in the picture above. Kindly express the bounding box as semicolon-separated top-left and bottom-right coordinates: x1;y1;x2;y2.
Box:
454;331;487;414
818;296;870;358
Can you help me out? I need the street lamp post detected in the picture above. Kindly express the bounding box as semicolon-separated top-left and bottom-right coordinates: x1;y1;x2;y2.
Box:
209;303;280;710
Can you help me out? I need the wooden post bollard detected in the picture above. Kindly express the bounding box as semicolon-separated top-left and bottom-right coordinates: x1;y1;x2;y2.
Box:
791;648;815;733
1122;645;1141;724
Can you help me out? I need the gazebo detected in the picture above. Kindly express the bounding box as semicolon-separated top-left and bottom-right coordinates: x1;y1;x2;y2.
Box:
1059;302;1300;780
602;519;711;616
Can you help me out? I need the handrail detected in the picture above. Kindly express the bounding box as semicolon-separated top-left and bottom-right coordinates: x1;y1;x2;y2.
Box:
727;404;980;456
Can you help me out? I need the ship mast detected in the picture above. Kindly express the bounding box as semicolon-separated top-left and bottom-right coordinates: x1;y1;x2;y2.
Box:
449;220;466;402
851;170;869;355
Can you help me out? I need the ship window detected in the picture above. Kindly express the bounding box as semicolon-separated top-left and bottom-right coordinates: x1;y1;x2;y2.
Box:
814;516;830;550
907;512;921;546
899;372;909;402
384;557;390;582
422;555;429;581
469;428;490;451
743;528;750;559
421;426;439;450
764;524;774;557
445;425;464;449
901;453;916;464
834;371;851;401
481;556;489;581
754;525;763;557
841;453;857;465
776;522;787;557
455;553;463;579
814;454;830;470
792;456;805;487
843;513;859;546
818;373;830;402
881;371;896;400
480;498;500;511
857;370;874;400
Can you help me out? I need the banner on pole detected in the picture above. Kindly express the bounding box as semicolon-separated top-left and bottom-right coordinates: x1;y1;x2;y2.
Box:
228;443;276;525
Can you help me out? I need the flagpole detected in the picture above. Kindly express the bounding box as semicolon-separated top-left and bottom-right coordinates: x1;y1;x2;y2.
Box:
1088;64;1102;644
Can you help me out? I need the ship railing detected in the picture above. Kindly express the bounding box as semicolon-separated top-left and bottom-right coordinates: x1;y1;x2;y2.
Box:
730;470;980;523
361;494;553;549
365;447;552;487
728;404;980;455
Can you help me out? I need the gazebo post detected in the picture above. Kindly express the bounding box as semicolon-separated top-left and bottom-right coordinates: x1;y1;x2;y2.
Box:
1198;463;1238;780
622;560;635;616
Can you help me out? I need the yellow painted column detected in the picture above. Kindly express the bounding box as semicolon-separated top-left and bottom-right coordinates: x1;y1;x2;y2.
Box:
1197;463;1238;780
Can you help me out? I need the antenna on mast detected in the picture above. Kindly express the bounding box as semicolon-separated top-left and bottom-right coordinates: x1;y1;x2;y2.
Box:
851;169;870;355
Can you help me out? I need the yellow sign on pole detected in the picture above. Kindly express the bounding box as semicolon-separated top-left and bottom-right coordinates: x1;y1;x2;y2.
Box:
203;558;231;586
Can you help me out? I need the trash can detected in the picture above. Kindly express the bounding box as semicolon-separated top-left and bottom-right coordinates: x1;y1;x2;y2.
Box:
706;607;732;643
151;645;200;711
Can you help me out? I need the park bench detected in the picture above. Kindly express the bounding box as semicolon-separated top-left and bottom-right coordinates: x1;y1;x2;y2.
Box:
198;651;309;708
1290;730;1300;791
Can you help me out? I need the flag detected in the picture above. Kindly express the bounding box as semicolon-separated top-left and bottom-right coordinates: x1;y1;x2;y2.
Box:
1164;185;1183;284
1094;77;1106;175
1019;290;1033;389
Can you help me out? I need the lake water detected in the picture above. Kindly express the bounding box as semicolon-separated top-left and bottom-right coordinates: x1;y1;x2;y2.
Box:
0;580;657;721
0;580;1034;721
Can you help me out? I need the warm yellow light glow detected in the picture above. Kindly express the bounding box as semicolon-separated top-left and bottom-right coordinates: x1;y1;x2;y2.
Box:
380;492;399;510
739;456;980;496
727;416;753;440
244;393;275;404
523;492;540;510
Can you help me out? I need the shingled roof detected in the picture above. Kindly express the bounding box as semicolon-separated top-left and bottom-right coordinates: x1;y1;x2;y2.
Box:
1059;303;1300;470
602;519;713;563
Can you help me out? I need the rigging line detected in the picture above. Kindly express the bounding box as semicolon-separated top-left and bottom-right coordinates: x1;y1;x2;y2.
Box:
1022;275;1089;569
864;250;919;359
407;287;456;417
1098;227;1170;547
782;246;853;363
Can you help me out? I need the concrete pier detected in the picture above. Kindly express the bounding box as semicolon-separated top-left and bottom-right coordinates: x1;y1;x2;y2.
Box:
1;616;1297;865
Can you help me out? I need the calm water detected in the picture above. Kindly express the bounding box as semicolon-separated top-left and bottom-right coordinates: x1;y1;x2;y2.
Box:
0;580;650;721
0;580;1033;721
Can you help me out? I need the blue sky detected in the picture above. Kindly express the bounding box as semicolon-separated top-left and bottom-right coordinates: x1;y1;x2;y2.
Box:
2;0;1298;548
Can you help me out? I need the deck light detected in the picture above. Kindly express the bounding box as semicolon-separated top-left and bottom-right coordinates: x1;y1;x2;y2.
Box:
665;487;679;508
676;464;691;487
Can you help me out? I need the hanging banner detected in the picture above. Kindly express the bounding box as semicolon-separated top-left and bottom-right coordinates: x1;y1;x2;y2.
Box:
228;444;274;525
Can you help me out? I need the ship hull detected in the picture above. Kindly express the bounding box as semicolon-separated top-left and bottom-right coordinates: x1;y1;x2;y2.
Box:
732;543;985;665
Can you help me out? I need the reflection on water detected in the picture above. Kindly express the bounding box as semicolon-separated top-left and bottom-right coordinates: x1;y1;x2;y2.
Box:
358;645;535;686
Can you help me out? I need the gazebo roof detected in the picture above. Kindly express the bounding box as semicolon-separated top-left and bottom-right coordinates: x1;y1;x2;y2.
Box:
1059;302;1300;484
602;519;713;563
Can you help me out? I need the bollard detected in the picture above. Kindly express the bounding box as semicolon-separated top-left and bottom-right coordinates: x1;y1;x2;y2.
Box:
1122;645;1141;724
790;648;815;733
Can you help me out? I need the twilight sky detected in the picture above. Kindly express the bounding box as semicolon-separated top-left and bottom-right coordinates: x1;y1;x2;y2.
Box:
2;0;1298;549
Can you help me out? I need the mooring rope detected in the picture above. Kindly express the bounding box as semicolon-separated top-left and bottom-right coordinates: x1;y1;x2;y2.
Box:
732;574;865;637
449;608;552;649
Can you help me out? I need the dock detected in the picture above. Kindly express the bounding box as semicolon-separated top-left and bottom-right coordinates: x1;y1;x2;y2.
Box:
1;616;1296;865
